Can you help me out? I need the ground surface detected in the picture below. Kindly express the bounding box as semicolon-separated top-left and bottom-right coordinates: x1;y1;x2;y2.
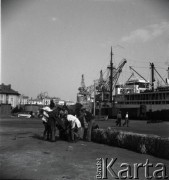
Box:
0;117;169;180
97;119;169;138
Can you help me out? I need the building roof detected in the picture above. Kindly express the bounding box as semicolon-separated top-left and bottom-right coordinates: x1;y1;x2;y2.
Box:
22;96;29;99
0;84;20;96
21;95;29;99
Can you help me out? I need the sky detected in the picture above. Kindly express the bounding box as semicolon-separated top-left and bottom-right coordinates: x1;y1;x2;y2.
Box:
1;0;169;101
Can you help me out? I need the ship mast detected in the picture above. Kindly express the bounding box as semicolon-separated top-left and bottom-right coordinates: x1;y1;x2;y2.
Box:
167;67;169;84
150;63;155;91
110;47;113;103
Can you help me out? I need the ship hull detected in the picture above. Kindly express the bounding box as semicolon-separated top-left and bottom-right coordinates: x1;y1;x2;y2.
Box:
114;103;169;121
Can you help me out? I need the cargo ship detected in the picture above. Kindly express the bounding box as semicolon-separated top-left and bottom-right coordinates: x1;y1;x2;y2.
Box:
113;64;169;120
77;48;169;120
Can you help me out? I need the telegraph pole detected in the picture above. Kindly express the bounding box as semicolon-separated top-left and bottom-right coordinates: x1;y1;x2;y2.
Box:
93;80;96;116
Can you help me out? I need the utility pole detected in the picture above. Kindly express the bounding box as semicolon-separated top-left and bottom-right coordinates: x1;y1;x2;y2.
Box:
93;80;96;116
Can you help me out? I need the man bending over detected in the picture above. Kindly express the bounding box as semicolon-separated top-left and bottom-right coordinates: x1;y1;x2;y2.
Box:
66;114;81;142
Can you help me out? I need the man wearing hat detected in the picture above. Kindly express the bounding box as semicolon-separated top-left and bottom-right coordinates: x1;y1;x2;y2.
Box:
79;107;88;140
80;108;94;141
41;106;53;140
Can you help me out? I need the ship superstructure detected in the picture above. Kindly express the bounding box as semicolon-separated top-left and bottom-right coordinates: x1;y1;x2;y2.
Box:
114;63;169;120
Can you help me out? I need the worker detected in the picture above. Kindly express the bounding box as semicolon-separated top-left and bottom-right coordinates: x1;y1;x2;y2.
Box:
79;108;88;140
81;108;94;141
116;111;122;127
41;106;53;140
66;114;81;142
85;110;95;141
123;112;129;127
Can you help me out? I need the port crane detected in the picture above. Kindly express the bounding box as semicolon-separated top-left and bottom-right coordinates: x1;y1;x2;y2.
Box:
77;50;127;103
111;58;127;92
88;58;127;101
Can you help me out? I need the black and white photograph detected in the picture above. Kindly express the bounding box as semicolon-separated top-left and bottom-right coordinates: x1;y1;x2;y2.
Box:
1;0;169;179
